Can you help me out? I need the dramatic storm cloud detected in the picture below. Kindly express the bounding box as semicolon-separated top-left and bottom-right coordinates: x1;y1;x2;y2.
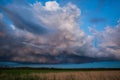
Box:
0;1;120;63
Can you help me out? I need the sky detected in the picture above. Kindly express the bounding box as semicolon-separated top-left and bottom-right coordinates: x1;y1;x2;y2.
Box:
0;0;120;64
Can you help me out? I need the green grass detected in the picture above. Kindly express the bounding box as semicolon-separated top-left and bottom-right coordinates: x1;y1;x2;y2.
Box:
0;68;120;80
0;68;81;74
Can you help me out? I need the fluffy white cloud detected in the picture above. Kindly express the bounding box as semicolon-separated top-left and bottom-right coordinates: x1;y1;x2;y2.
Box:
91;22;120;59
24;1;96;57
9;1;94;57
45;1;60;11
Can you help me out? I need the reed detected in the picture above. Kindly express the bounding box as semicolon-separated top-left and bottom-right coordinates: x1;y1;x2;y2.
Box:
0;71;120;80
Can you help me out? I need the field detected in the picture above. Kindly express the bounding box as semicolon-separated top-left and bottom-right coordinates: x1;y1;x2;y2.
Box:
0;68;120;80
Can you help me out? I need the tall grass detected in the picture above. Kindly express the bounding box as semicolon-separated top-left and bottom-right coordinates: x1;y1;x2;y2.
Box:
0;71;120;80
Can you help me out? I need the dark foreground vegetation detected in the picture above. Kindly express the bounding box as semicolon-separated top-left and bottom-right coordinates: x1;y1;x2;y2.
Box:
0;68;120;80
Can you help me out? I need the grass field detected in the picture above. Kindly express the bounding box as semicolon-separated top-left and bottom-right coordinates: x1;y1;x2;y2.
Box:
0;68;120;80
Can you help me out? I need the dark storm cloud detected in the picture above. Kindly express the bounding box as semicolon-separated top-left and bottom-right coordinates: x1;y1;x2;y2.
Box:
0;4;47;34
0;1;120;64
0;14;11;37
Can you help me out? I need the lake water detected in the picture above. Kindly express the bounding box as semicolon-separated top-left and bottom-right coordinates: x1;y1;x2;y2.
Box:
0;61;120;68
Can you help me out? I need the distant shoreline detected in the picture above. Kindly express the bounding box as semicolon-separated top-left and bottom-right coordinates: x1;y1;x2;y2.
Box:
0;67;120;71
